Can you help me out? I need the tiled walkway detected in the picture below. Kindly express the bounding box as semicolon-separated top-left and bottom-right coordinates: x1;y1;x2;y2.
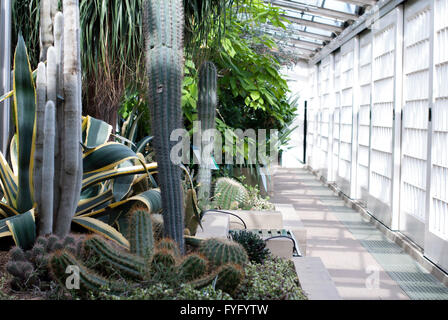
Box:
271;167;448;300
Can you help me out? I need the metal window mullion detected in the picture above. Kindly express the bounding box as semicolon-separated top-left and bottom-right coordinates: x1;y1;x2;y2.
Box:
391;5;404;231
424;0;436;244
328;53;336;182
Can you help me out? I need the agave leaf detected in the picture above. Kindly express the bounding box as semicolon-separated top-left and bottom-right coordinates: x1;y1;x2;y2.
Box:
0;153;18;207
13;35;37;213
1;209;36;250
82;116;113;149
0;202;20;218
135;135;153;154
76;189;114;216
72;216;130;249
112;160;136;202
83;142;142;174
0;90;13;103
81;162;157;191
9;135;18;176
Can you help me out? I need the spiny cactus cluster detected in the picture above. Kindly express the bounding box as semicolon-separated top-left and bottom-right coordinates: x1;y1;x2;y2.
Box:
6;234;85;290
212;177;250;210
46;212;249;297
49;235;247;297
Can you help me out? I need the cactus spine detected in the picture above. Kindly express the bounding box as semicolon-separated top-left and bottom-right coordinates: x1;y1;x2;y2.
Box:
212;177;250;210
129;210;155;258
144;0;185;253
197;61;218;208
199;238;249;268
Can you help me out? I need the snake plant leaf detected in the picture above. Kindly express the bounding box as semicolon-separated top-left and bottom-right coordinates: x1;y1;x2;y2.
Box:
13;34;37;213
2;209;36;250
82;116;113;149
72;216;130;249
82;162;157;191
0;153;18;207
83;142;142;174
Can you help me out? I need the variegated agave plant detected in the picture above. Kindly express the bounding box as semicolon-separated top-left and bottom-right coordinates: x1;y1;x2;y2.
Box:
0;35;161;251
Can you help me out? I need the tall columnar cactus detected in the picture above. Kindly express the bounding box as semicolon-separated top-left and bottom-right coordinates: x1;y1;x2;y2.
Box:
33;0;83;237
129;210;155;258
40;101;56;235
212;177;250;210
144;0;185;253
199;238;249;268
197;61;218;208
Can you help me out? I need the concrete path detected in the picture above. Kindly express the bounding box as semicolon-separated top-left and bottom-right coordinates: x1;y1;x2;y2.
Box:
271;167;409;300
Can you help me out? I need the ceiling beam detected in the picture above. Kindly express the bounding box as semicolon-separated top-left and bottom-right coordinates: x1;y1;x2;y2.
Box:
266;0;359;21
261;24;334;42
263;29;324;47
334;0;377;7
275;42;317;55
281;14;344;33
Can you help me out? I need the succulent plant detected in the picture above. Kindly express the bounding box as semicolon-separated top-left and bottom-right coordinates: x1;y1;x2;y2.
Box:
197;61;218;208
212;177;250;210
229;230;270;264
144;0;186;253
199;238;249;268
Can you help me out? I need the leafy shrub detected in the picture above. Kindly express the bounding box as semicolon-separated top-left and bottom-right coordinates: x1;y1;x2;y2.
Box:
96;283;233;300
235;257;307;300
229;230;270;264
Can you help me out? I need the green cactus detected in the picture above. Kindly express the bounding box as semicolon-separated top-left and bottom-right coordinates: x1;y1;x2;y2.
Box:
199;238;249;268
128;210;155;258
215;263;244;294
155;238;180;258
197;61;218;208
6;260;37;290
151;213;164;240
212;177;250;210
144;0;186;253
49;251;128;296
82;236;147;280
177;253;208;281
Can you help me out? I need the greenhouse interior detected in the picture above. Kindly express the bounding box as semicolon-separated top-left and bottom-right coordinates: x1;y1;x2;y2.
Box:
0;0;448;305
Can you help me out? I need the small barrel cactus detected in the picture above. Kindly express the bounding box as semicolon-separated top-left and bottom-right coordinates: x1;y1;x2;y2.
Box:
212;177;249;210
178;253;208;281
199;238;249;268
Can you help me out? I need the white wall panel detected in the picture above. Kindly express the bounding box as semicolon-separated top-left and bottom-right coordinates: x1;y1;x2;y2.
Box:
424;0;448;273
337;39;355;196
332;51;342;182
367;9;400;227
357;31;372;204
400;0;431;247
